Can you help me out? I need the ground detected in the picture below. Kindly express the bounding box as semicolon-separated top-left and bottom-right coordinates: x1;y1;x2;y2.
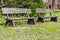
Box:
0;11;60;40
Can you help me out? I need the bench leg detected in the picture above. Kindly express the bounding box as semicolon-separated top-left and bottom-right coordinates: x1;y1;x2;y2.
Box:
5;20;14;27
37;17;44;23
50;17;57;22
27;19;35;24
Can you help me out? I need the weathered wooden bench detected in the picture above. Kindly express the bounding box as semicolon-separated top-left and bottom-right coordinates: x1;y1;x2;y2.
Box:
2;8;35;27
36;8;57;22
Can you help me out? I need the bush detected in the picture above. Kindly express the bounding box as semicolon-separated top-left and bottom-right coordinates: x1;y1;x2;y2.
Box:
0;0;45;17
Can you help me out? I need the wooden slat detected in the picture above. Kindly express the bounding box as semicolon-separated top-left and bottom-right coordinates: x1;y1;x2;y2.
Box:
2;8;32;14
36;8;53;13
40;16;57;18
5;17;35;20
53;9;60;11
46;9;53;12
36;8;46;13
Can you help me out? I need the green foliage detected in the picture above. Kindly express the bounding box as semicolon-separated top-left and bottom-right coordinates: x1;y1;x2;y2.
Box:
40;13;46;17
0;0;45;8
0;0;45;16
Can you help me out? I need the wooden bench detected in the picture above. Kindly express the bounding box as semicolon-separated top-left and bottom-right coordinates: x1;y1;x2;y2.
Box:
36;8;57;22
2;8;35;27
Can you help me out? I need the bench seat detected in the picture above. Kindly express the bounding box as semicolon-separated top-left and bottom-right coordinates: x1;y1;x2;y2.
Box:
37;16;57;22
5;17;35;20
40;16;57;18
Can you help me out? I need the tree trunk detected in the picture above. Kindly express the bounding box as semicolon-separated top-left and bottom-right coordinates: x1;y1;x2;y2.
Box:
1;0;4;5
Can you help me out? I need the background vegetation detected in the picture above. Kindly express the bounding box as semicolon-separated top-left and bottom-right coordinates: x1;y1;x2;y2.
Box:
0;0;45;16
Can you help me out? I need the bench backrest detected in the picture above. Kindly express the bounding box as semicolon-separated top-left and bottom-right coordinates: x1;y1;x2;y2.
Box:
36;8;52;13
2;8;32;14
36;8;46;13
36;8;53;16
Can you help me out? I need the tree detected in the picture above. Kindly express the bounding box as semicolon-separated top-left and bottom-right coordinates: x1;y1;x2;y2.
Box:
0;0;45;16
1;0;4;5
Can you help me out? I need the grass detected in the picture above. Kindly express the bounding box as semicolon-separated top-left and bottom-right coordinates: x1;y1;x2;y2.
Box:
0;23;60;40
0;11;60;40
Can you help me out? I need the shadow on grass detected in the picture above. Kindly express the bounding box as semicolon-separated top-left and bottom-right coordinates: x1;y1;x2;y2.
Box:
45;20;51;22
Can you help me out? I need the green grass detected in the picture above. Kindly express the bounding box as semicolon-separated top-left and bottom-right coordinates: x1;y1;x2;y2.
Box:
0;23;60;40
0;11;60;40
